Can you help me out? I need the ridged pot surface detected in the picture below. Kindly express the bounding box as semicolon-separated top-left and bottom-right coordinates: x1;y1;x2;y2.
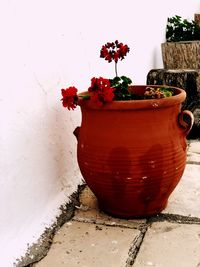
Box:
76;85;192;218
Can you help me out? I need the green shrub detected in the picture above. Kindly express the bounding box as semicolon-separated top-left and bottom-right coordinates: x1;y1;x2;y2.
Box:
166;15;200;42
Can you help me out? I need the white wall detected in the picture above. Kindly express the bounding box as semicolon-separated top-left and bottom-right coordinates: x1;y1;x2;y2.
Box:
0;0;199;266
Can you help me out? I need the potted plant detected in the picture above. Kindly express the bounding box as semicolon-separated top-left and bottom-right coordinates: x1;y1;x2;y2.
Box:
61;40;194;218
161;14;200;69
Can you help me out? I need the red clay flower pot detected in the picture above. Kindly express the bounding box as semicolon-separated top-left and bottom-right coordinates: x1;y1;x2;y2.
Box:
74;85;193;218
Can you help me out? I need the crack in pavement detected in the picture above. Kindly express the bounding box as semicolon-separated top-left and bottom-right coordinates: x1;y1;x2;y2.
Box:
126;227;148;266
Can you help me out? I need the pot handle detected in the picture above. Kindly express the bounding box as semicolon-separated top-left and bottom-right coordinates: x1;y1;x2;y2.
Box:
178;110;194;136
73;126;80;141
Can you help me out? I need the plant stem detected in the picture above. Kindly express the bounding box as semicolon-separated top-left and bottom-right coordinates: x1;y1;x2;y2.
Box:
115;62;118;77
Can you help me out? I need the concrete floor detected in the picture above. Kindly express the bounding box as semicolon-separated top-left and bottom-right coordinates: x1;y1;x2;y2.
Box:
33;140;200;267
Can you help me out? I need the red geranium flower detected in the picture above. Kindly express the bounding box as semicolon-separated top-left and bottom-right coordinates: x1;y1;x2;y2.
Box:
88;77;114;106
61;86;78;110
100;40;130;63
60;41;132;109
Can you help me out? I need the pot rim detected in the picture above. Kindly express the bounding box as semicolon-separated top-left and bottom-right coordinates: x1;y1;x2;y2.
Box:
78;85;186;110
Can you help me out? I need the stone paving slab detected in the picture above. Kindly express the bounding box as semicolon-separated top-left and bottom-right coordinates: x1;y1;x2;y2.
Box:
33;220;140;267
134;221;200;267
72;186;146;229
162;164;200;218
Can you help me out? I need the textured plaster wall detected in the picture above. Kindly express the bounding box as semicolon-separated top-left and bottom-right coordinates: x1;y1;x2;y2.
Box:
0;0;199;266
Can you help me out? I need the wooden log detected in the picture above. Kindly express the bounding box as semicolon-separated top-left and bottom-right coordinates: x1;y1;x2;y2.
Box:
161;41;200;69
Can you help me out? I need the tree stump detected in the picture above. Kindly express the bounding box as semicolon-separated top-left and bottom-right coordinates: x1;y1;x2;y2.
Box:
161;41;200;69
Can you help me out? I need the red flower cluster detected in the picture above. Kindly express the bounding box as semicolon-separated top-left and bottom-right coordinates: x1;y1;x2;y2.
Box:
61;41;131;110
88;77;114;106
100;40;130;63
61;86;78;110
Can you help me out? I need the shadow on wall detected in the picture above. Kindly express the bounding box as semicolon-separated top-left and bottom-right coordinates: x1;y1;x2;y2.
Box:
151;47;160;70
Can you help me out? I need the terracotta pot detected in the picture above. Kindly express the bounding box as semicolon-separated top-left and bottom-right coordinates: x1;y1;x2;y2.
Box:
74;85;194;218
